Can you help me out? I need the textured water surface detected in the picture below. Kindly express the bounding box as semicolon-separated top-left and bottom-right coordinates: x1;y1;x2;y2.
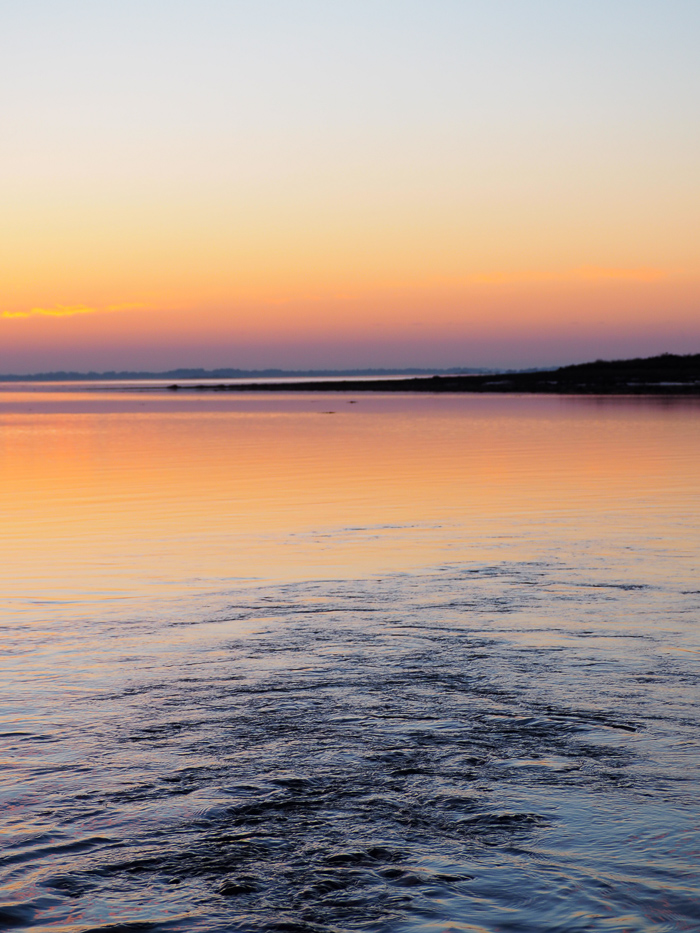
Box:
1;392;699;931
2;562;699;932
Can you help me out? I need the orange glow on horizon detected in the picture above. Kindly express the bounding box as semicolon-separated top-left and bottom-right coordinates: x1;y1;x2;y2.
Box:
2;3;698;370
1;265;698;371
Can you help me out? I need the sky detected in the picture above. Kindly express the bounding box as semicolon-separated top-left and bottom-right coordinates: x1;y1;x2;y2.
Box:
1;0;699;372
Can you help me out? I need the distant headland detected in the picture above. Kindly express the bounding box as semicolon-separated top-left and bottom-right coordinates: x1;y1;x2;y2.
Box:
2;354;699;394
164;353;700;395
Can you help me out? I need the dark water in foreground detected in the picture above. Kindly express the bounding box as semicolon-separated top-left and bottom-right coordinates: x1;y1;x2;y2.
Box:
3;564;699;932
1;392;699;930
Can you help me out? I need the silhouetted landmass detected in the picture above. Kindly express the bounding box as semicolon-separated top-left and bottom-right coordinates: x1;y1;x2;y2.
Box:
0;366;494;382
167;354;700;395
4;354;699;393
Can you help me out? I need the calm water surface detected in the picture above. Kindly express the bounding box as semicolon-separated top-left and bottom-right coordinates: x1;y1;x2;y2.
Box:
1;389;699;932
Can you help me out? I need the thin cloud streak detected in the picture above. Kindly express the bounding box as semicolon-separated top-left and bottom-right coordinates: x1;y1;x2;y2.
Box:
2;303;144;319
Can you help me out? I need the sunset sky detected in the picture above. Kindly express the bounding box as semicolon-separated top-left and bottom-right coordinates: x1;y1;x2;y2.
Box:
2;0;698;372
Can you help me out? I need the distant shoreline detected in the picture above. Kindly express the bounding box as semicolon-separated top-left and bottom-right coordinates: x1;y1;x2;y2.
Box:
0;367;496;383
2;353;699;394
165;353;700;395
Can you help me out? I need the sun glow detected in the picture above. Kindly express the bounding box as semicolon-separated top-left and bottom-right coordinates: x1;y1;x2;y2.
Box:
1;3;698;370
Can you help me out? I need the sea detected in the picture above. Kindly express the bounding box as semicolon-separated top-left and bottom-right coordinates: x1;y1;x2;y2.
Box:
1;383;699;932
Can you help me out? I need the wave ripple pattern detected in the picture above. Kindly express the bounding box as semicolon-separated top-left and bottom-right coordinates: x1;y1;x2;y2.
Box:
2;564;699;932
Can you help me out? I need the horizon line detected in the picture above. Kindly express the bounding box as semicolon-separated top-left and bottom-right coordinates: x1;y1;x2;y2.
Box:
0;365;516;382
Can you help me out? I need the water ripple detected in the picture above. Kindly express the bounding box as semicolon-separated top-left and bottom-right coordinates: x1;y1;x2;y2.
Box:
1;565;699;931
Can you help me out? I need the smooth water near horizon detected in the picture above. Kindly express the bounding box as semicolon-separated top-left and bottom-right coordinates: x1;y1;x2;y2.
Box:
1;388;699;932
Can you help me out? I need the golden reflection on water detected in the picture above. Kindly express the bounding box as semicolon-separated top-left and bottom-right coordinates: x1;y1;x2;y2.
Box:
1;389;699;615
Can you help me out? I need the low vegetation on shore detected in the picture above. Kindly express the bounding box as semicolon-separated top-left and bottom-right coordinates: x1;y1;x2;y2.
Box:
169;353;700;395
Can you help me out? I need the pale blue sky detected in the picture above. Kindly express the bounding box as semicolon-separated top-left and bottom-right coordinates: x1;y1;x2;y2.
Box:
1;1;699;370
